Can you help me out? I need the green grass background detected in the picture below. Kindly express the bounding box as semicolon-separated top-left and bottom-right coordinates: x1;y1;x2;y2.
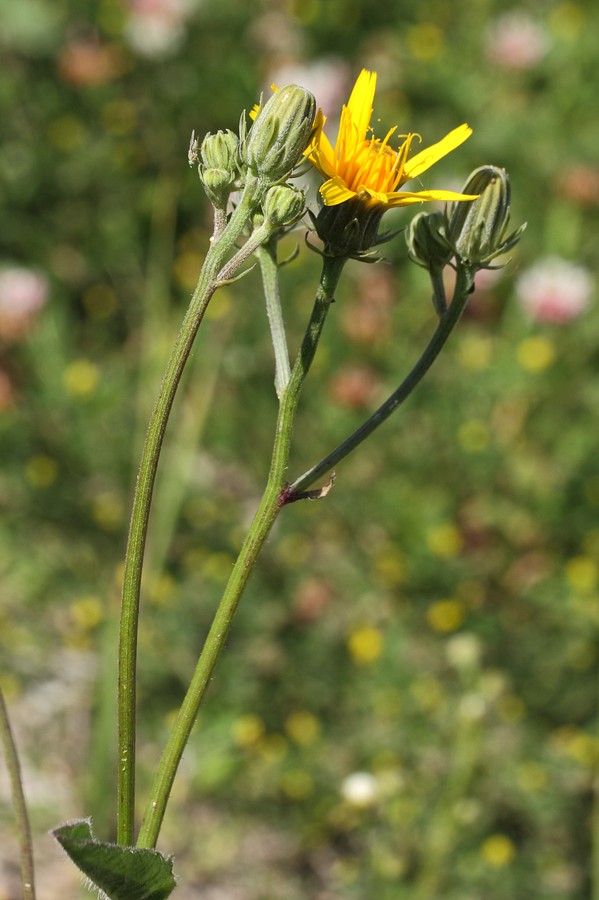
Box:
1;0;598;897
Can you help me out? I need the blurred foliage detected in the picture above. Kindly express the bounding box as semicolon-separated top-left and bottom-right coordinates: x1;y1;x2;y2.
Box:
1;0;598;897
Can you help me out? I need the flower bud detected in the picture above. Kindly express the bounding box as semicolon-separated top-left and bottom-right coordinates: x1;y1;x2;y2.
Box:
406;211;453;271
244;85;316;182
198;130;240;208
262;184;306;228
448;166;525;267
200;129;239;173
311;198;384;259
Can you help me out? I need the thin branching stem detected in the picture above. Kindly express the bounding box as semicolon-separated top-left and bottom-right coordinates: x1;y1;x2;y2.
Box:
290;265;474;495
117;175;264;846
136;255;346;850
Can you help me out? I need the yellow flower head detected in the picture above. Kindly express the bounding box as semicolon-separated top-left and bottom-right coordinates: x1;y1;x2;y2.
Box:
306;69;476;210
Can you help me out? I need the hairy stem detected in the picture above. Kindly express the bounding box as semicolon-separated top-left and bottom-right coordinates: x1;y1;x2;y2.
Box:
0;689;36;900
256;239;291;397
117;176;262;846
136;255;346;850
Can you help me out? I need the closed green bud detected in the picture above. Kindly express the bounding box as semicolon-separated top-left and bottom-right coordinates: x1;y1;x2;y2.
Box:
244;85;316;182
198;130;240;208
448;166;526;268
262;184;306;228
406;211;453;271
200;129;239;173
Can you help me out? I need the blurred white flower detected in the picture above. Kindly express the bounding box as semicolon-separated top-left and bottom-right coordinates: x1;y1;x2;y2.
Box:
265;57;351;119
446;632;483;670
341;771;380;807
0;266;48;340
459;693;486;721
486;13;550;70
516;257;594;324
125;0;197;57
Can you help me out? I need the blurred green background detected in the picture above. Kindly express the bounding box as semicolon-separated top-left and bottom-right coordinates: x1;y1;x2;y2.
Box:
1;0;598;897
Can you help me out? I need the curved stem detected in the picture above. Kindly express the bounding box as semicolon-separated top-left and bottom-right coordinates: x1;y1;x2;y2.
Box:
117;177;262;846
290;265;474;495
0;689;36;900
136;255;346;850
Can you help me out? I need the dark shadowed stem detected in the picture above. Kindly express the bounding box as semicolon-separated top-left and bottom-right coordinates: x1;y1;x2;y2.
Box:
136;255;346;850
0;689;36;900
290;265;474;495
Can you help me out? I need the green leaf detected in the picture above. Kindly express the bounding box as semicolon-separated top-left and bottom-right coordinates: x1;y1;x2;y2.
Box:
52;819;176;900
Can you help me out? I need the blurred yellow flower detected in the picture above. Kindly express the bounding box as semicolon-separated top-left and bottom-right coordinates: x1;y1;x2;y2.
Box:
458;419;490;453
457;334;494;371
25;454;57;487
257;733;288;764
92;490;124;531
83;283;118;319
63;359;99;397
47;114;86;151
231;714;264;748
516;336;555;371
285;711;320;746
373;546;405;586
426;523;463;558
347;625;383;664
305;69;475;209
70;595;103;630
427;598;465;633
481;834;516;867
410;676;443;711
407;23;444;60
279;769;314;799
564;555;598;593
516;762;548;792
498;694;526;723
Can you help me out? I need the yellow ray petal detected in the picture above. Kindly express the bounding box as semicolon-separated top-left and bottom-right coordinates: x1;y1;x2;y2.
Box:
306;130;337;178
320;176;358;206
385;188;479;207
345;69;377;142
402;124;473;181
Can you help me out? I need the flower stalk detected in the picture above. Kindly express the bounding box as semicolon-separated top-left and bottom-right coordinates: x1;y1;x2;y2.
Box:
290;264;475;495
136;254;346;850
118;174;264;846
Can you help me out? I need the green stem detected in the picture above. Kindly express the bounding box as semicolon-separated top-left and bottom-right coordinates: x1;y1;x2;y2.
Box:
290;265;474;495
0;689;36;900
136;255;346;850
117;176;262;846
256;238;291;398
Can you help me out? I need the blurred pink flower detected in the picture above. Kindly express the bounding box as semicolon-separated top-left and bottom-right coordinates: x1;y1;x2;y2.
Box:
328;364;381;410
516;257;594;324
0;267;49;341
125;0;196;57
486;13;550;70
558;164;599;207
57;41;124;86
265;57;351;119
